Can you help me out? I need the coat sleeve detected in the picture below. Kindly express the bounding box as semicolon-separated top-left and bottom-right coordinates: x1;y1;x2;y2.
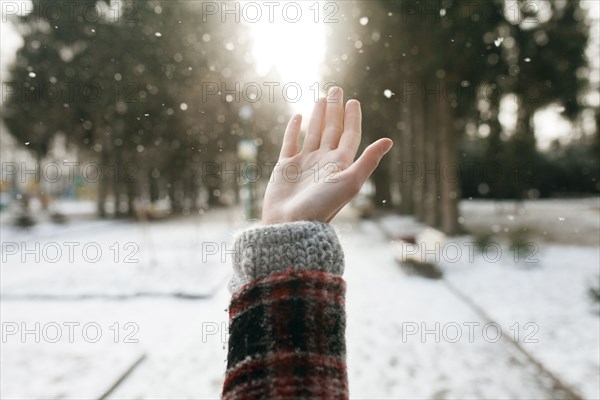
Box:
222;221;348;400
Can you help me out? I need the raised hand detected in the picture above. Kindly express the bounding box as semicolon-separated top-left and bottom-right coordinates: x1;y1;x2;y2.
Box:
261;86;393;224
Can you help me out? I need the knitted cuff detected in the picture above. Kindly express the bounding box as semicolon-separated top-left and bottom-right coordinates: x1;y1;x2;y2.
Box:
228;221;345;293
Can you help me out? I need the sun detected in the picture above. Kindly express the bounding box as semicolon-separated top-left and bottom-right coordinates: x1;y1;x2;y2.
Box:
245;1;327;118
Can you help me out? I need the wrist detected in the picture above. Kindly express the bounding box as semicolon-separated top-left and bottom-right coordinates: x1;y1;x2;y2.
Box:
228;220;344;293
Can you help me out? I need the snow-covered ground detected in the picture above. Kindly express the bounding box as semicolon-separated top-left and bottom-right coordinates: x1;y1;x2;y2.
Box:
442;242;600;400
338;220;556;399
459;197;600;246
1;199;599;399
379;197;600;400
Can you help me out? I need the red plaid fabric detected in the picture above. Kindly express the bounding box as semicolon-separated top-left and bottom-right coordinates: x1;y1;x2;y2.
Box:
222;269;348;400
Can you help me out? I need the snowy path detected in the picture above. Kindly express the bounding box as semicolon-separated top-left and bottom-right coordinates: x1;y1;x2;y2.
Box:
2;204;596;399
338;219;556;400
378;209;600;400
441;243;600;399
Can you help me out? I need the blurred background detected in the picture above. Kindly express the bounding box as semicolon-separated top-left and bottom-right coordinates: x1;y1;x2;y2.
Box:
1;1;599;399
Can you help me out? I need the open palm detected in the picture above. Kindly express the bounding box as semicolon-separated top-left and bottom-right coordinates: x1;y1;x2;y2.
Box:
261;87;393;224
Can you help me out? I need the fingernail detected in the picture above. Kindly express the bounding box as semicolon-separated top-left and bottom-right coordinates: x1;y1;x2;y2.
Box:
328;86;338;95
384;139;393;152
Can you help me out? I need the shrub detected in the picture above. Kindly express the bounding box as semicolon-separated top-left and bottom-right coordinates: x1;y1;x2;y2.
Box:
473;233;494;253
508;226;535;263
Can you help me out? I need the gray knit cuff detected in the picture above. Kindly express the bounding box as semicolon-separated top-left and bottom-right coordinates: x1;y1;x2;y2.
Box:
228;221;345;293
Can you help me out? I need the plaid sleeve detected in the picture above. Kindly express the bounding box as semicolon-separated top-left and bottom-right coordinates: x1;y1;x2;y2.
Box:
222;269;348;400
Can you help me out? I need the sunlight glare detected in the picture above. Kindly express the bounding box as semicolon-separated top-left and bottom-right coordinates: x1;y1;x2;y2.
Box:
246;1;327;118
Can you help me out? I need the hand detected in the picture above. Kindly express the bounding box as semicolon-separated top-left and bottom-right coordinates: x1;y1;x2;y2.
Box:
261;87;393;224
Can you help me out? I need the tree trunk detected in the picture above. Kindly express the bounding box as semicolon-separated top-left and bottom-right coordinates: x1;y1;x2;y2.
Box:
169;178;183;214
149;170;160;203
372;155;392;208
399;101;414;214
412;92;426;222
126;180;136;218
188;169;199;211
112;182;122;218
423;101;439;228
485;102;505;200
113;150;128;219
35;153;49;211
97;150;109;218
438;95;461;235
513;102;537;199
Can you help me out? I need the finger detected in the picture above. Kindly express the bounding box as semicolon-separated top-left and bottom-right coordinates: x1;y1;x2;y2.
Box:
338;99;362;157
344;138;393;186
302;97;326;152
320;86;344;150
280;114;302;158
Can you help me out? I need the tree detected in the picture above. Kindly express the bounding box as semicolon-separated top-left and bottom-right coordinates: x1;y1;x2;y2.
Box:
3;0;288;217
325;0;506;235
504;0;589;198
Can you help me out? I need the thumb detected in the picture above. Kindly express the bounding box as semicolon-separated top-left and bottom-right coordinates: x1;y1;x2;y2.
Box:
345;138;393;184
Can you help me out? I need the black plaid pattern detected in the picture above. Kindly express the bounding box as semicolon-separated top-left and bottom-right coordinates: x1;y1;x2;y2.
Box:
223;269;348;400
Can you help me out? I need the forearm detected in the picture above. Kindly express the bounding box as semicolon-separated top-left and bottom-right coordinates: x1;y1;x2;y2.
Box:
222;221;349;400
